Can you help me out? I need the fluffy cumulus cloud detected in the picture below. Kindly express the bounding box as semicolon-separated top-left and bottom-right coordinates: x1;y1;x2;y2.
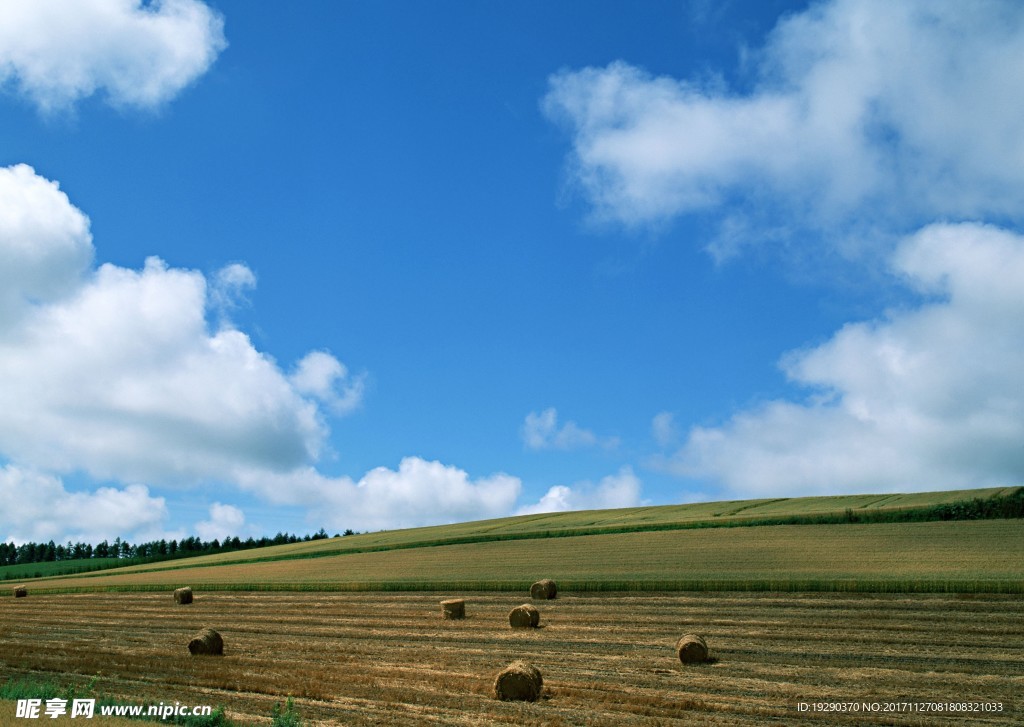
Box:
0;0;226;112
0;253;335;483
233;457;523;532
0;163;548;541
0;465;170;544
0;164;93;319
666;223;1024;495
521;407;617;451
517;466;642;515
0;165;365;484
543;0;1024;252
0;165;364;526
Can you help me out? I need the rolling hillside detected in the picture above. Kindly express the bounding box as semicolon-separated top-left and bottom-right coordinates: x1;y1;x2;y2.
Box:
11;486;1024;595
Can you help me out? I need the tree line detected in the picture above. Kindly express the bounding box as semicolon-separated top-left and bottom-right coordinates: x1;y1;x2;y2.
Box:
0;527;345;568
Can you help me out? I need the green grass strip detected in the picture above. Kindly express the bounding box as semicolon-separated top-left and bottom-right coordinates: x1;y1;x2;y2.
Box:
23;577;1024;595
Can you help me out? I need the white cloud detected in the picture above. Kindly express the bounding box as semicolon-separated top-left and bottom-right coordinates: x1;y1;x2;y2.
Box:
517;466;642;515
521;407;616;451
0;164;361;486
0;0;226;113
0;465;170;544
543;0;1024;252
234;457;523;532
195;502;246;542
666;223;1024;495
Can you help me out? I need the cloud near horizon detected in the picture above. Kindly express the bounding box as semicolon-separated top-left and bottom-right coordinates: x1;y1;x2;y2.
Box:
195;502;247;542
665;222;1024;496
232;457;524;533
0;164;368;540
0;0;226;113
0;464;172;545
516;466;642;515
543;0;1024;257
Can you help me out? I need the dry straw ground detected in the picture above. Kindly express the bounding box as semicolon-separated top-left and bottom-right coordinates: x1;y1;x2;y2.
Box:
1;591;1020;725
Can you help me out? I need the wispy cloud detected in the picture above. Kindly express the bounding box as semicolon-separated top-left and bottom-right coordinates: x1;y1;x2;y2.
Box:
651;411;679;448
0;0;226;113
290;351;366;417
209;262;256;324
521;407;618;451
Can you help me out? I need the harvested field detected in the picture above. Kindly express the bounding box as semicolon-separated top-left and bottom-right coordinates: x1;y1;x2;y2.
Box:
0;591;1020;725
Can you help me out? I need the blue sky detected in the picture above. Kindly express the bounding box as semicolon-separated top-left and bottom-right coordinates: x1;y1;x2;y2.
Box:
2;0;1023;544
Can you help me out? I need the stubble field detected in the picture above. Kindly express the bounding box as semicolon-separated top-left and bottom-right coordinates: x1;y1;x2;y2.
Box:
1;590;1020;725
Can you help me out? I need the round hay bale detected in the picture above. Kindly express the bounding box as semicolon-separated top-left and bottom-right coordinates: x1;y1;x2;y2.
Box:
13;585;27;598
440;598;465;620
493;660;543;701
530;579;557;600
187;628;224;656
508;603;540;628
173;587;193;605
675;633;709;664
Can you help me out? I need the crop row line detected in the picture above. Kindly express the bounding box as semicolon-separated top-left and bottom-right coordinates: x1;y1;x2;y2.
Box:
16;577;1024;596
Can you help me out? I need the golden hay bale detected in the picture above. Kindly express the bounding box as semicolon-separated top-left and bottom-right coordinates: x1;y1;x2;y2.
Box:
508;603;540;628
173;587;193;605
530;579;557;600
187;628;224;656
440;598;465;619
493;660;543;701
13;585;27;598
675;633;709;664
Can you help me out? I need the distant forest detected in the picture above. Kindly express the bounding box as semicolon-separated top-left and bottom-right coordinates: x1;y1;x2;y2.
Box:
0;527;352;572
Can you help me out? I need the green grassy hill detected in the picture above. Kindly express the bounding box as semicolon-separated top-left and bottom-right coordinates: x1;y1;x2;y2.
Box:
32;485;1024;574
7;486;1023;595
0;558;120;582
